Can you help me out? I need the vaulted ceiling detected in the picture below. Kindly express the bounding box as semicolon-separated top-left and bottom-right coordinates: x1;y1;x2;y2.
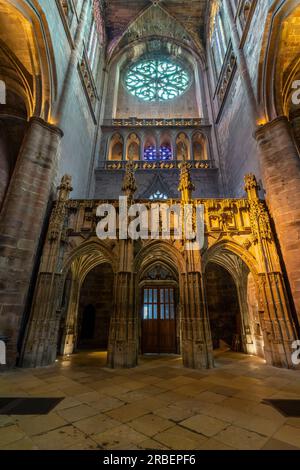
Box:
102;0;209;51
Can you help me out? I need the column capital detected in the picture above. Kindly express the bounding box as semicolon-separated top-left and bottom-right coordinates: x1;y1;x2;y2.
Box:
254;115;291;141
29;116;64;138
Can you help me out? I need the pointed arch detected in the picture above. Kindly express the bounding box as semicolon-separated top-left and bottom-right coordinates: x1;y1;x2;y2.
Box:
192;132;208;160
108;133;124;161
62;239;117;281
134;239;186;275
126;133;140;161
202;239;259;278
257;0;300;121
0;0;57;120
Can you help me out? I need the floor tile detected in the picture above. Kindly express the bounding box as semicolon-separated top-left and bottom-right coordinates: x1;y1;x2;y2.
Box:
214;425;268;450
155;426;207;449
128;413;174;437
180;414;229;437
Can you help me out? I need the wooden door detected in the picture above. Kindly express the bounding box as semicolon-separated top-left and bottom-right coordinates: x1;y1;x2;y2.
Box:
141;287;176;354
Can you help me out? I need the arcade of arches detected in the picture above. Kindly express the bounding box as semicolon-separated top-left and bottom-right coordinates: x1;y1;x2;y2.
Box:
0;2;299;378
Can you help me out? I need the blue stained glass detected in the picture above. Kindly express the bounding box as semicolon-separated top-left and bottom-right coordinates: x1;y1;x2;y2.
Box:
144;145;173;161
143;306;148;320
125;58;190;102
165;304;169;319
170;304;175;319
149;191;168;201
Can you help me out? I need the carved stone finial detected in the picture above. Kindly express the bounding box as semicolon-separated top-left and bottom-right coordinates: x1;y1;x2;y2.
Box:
57;175;73;202
122;161;137;201
178;161;195;202
244;173;260;201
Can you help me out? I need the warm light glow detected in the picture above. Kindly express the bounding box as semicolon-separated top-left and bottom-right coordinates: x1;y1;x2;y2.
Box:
256;117;268;126
48;116;58;126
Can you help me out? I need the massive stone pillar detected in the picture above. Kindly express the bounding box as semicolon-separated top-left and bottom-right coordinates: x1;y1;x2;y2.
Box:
107;240;138;368
178;160;214;369
107;161;138;368
181;252;214;370
255;117;300;324
0;117;63;366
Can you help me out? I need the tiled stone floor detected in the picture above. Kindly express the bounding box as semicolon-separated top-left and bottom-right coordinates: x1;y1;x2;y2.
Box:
0;351;300;450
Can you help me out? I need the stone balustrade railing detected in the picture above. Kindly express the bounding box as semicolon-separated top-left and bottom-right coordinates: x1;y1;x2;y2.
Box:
98;160;215;170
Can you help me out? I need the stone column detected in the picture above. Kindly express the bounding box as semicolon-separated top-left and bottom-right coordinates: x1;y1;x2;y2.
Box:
245;174;298;368
139;131;145;161
107;161;138;368
171;131;177;160
178;160;214;369
21;175;73;367
255;117;300;324
0;117;63;366
181;251;214;369
107;240;138;368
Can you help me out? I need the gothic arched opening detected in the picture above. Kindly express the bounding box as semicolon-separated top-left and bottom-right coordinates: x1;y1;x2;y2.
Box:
192;132;208;160
77;263;114;351
108;133;123;161
126;133;140;160
206;262;243;351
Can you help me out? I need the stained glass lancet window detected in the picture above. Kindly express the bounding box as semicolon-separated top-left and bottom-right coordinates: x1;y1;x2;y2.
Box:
210;1;230;77
125;58;190;102
144;145;172;161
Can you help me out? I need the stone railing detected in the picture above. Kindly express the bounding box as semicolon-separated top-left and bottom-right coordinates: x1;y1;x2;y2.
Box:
101;118;211;128
98;160;215;171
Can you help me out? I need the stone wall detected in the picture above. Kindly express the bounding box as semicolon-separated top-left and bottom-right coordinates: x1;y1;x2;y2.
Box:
208;0;272;196
38;0;105;198
94;168;220;199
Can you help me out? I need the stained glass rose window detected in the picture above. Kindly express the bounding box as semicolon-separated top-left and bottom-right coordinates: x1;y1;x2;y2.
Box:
125;58;190;102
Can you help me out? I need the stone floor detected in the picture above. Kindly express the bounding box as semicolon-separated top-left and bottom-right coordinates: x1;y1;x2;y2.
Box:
0;351;300;450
